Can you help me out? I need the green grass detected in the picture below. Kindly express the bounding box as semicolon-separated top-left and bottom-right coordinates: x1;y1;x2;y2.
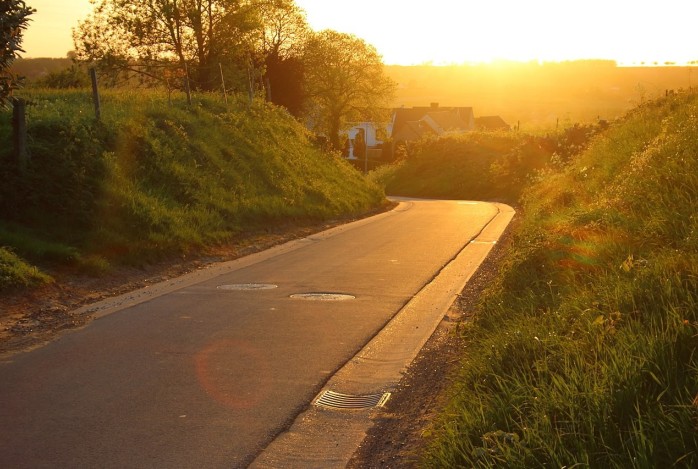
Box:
375;124;600;203
0;247;53;289
421;91;698;466
0;89;384;288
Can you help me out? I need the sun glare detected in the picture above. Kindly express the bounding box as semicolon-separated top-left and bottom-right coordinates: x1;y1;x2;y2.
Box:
296;0;697;66
19;0;698;66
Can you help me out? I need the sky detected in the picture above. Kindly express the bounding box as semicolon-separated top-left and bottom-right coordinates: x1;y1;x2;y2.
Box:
20;0;698;65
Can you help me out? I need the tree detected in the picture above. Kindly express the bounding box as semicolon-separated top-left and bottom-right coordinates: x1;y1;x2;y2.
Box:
73;0;259;91
302;30;395;150
1;0;34;107
255;0;307;61
253;0;308;116
35;64;91;89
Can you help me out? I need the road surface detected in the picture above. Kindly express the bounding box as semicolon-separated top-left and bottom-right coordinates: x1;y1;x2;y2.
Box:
0;198;513;468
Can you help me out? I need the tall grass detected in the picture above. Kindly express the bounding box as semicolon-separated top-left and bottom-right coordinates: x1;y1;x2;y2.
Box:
422;92;698;467
0;89;383;286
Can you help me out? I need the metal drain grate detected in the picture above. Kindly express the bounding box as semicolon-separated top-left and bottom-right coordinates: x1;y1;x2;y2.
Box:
217;284;278;291
290;293;355;301
314;390;391;409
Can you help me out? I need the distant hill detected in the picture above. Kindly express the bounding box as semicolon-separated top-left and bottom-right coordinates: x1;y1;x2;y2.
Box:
385;60;696;128
10;57;73;81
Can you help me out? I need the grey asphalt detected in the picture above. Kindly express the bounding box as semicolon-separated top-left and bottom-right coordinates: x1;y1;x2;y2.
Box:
0;198;513;468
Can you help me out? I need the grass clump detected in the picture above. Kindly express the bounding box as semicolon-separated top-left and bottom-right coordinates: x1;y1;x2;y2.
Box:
0;89;383;287
0;247;52;289
423;92;698;467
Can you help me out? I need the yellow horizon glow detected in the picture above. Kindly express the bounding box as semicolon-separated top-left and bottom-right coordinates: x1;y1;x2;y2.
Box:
21;0;698;66
295;0;697;66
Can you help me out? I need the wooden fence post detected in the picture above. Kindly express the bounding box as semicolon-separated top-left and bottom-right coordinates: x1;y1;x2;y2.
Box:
247;60;254;106
12;98;28;172
219;63;228;105
166;77;172;106
90;68;101;121
184;63;192;106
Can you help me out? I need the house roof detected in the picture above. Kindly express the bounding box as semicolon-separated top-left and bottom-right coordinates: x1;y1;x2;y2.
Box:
392;120;434;143
391;105;474;139
422;111;468;134
475;116;510;130
391;107;433;139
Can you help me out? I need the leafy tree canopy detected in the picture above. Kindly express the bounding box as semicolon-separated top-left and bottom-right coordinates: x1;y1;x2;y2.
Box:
253;0;308;116
302;30;396;149
1;0;34;107
74;0;310;97
74;0;260;91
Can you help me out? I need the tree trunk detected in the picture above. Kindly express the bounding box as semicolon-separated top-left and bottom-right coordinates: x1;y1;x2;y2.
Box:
329;113;342;150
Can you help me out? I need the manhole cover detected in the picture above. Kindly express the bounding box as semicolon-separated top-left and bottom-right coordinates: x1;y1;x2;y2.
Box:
289;293;355;301
217;284;278;291
314;390;391;409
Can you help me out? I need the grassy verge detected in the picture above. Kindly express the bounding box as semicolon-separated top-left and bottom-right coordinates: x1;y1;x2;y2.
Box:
422;92;698;466
373;124;600;203
0;89;384;289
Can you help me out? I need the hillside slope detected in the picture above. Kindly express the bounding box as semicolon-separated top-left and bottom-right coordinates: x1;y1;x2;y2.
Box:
0;90;383;289
423;92;698;466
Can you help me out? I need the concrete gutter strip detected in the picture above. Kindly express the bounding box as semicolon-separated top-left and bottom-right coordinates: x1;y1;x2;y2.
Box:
250;203;515;468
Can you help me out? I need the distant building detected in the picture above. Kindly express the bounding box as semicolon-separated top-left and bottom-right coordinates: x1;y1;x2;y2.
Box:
475;115;511;131
390;103;475;145
343;122;386;165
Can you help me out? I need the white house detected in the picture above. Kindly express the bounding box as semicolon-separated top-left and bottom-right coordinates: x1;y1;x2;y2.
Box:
344;122;385;160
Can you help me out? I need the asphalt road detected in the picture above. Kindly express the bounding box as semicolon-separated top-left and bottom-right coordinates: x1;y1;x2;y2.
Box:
0;198;511;468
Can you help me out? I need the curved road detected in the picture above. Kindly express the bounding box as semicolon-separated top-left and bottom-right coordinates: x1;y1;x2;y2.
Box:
0;198;513;468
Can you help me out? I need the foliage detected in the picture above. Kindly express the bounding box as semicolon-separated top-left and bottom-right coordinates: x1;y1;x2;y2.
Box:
0;246;52;289
0;88;384;288
71;2;396;125
377;124;601;203
73;0;260;91
423;91;698;467
9;57;73;81
254;0;308;116
255;0;307;60
264;54;304;116
0;0;34;107
302;30;396;149
34;63;91;89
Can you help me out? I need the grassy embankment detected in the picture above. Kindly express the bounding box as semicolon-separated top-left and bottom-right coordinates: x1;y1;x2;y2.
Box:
376;92;698;466
0;90;384;290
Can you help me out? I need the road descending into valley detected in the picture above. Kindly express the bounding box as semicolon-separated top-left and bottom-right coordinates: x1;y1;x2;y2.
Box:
0;198;513;468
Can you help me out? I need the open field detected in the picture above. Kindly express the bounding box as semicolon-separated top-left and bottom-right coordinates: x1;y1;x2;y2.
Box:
387;61;696;129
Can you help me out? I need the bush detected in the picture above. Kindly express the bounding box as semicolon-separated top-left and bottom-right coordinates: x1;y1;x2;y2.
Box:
379;125;602;203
